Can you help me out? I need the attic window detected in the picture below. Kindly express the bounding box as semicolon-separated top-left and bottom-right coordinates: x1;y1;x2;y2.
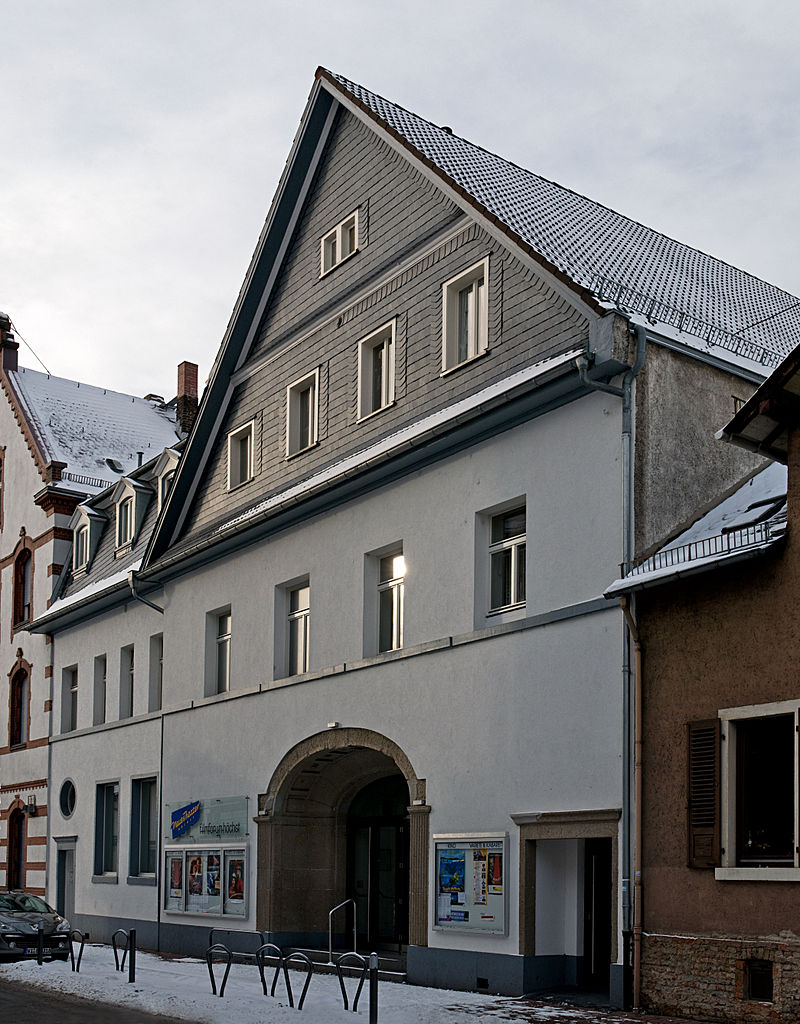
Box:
227;422;254;490
159;470;175;509
442;257;489;372
321;210;358;275
117;496;133;548
74;525;89;571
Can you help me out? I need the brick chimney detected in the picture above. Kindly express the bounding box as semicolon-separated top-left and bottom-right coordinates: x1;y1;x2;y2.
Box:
0;312;19;372
176;360;199;436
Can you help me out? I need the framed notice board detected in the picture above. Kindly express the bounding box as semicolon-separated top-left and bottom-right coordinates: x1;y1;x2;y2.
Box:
433;833;507;934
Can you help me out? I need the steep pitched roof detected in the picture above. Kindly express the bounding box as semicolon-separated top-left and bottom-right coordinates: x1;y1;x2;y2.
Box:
321;69;797;370
4;365;181;492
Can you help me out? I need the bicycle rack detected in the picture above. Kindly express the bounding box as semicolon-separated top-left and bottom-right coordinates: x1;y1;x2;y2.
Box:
328;897;357;964
68;929;87;973
112;929;129;971
208;927;268;955
254;943;285;997
206;942;232;997
335;951;368;1012
281;951;313;1010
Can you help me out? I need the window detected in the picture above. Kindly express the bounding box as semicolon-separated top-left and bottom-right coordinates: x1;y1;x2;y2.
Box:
227;422;254;490
288;583;310;676
159;469;175;509
692;699;800;877
321;210;358;275
74;525;89;571
489;506;526;612
13;548;32;625
378;550;405;653
149;634;163;712
286;370;319;457
215;613;231;693
59;780;76;818
93;654;107;726
94;782;119;876
358;322;395;419
9;670;29;747
61;666;78;732
130;777;157;877
117;496;133;547
120;645;134;719
442;258;489;371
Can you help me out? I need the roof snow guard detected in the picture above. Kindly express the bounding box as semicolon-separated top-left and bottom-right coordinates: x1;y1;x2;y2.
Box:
323;70;799;369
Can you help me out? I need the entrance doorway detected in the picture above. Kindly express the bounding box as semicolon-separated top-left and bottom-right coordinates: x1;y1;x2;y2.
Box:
347;775;409;948
7;810;24;890
56;848;76;923
583;837;611;989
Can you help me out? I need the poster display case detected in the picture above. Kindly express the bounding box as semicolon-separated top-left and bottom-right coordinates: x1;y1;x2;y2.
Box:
433;833;507;934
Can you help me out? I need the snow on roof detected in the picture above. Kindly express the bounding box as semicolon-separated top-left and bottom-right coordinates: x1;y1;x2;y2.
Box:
606;461;788;595
324;70;799;370
8;365;180;492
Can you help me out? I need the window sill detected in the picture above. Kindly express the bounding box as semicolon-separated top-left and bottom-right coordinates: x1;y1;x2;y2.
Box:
440;348;489;378
357;400;396;424
227;476;254;493
286;441;319;461
715;866;800;882
127;874;157;886
92;873;119;885
114;542;134;559
320;247;359;279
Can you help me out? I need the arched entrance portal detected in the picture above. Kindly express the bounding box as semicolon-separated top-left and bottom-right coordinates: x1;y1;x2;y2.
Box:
256;729;430;951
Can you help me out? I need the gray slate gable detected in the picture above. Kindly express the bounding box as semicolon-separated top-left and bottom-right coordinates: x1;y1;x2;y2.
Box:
324;70;798;368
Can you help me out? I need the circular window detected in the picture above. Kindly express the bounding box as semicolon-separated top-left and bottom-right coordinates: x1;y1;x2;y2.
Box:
59;780;76;818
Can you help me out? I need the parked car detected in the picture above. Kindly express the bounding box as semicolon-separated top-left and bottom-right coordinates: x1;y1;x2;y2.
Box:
0;891;70;961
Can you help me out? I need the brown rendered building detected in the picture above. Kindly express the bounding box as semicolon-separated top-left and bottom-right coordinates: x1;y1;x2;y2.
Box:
607;342;800;1022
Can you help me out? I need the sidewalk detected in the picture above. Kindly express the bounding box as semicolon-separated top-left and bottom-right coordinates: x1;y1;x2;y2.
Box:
0;946;711;1024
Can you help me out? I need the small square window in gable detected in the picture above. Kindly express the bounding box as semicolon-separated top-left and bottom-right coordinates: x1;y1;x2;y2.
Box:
321;210;359;276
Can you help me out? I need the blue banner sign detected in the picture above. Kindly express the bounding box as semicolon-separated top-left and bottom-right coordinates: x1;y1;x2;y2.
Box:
171;800;201;839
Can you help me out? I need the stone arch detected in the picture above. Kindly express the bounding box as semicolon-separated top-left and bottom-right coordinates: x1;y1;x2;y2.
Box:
255;728;430;947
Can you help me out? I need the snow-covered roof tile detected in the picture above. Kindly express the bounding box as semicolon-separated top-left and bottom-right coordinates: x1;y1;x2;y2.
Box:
9;366;180;492
325;71;799;370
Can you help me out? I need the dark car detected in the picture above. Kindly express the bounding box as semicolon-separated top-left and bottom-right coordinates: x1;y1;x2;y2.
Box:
0;891;71;961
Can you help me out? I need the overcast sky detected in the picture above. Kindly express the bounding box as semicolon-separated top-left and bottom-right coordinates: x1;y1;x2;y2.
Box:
3;0;799;400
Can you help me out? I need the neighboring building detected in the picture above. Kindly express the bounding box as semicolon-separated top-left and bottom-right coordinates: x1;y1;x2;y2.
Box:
31;69;797;1003
606;344;800;1022
0;308;194;907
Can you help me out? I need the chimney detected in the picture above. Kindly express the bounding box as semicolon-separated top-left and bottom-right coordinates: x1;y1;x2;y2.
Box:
176;360;199;436
0;312;19;373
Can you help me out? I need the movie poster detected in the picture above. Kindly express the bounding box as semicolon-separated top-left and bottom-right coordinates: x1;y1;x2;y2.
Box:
223;850;246;917
488;852;503;893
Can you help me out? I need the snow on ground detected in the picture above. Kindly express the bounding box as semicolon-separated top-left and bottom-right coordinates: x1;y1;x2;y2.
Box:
0;946;658;1024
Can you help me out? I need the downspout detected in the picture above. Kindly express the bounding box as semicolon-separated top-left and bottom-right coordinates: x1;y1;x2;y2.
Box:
577;320;646;1000
127;570;164;614
620;596;643;1010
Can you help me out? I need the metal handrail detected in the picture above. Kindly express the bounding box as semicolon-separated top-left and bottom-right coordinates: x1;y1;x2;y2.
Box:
328;898;357;965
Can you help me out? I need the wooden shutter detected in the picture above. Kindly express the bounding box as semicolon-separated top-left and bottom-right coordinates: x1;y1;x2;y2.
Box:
687;719;721;868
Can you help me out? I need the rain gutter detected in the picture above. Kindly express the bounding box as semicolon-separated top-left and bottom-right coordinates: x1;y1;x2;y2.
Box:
576;320;647;995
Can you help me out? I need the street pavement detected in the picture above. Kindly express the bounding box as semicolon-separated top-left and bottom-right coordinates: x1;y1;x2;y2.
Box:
0;978;189;1024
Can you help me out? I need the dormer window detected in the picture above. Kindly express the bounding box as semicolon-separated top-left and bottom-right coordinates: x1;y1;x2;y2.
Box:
159;470;175;509
74;525;89;571
117;496;133;548
321;210;358;275
227;422;254;490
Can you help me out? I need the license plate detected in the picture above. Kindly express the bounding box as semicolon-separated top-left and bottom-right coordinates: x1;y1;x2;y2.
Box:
24;947;51;956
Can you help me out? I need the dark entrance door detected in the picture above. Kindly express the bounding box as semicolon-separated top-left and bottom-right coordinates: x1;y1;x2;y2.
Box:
7;810;24;890
583;837;611;989
347;775;409;949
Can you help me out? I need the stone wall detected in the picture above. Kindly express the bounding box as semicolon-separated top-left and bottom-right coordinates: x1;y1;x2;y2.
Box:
642;932;800;1023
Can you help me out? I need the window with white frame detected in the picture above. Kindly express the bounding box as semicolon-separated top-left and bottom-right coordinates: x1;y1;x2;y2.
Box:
130;777;158;877
61;666;78;732
287;582;310;676
94;781;119;877
321;210;358;275
93;654;107;726
286;370;318;457
117;496;134;547
74;525;89;571
159;469;176;508
120;644;134;719
149;633;163;712
358;321;395;420
227;422;254;490
488;505;526;612
378;549;405;653
215;612;231;693
442;257;489;371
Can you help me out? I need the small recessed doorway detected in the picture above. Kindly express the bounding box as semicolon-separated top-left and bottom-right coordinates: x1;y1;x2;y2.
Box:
7;810;25;890
583;837;611;989
347;775;409;949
